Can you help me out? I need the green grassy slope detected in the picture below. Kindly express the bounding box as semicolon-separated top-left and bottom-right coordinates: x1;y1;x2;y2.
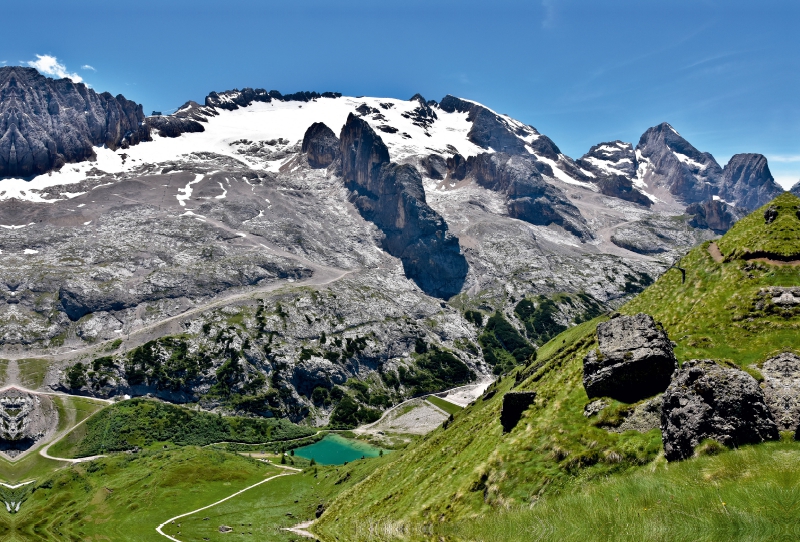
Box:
623;194;800;366
449;438;800;542
316;193;800;537
716;192;800;259
316;319;664;534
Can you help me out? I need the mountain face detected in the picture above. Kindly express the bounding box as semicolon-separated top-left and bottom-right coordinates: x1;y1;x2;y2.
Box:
0;67;149;178
0;69;785;426
635;123;723;204
718;153;783;210
339;113;468;298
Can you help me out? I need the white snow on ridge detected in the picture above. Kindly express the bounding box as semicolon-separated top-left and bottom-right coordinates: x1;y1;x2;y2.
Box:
583;156;629;177
536;155;596;189
672;150;707;171
0;94;568;202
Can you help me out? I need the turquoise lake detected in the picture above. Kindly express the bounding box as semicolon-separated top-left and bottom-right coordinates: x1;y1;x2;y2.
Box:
293;434;385;465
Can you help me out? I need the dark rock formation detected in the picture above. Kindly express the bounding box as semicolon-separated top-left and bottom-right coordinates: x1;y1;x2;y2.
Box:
718;153;784;211
578;141;651;206
636;123;722;203
402;94;438;131
0;66;150;178
439;95;532;155
420;154;447;180
760;352;800;432
205;88;342;110
446;153;468;180
685;199;747;233
146;115;205;138
302;122;340;168
339;113;468;298
765;205;778;224
501;391;536;432
583;313;677;403
466;152;592;240
661;359;778;461
579;141;638;179
595;175;652;207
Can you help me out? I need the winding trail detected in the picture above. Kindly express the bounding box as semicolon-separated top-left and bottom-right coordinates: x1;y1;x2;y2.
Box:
155;465;302;542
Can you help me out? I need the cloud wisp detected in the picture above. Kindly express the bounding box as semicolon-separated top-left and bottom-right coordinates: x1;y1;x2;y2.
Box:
26;55;83;83
81;64;96;71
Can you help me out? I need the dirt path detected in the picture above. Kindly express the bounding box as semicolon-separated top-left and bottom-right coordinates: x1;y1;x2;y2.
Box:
39;397;111;464
155;465;302;542
708;242;724;263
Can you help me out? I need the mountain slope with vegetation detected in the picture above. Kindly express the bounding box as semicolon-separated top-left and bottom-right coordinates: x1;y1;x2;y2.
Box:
315;192;800;538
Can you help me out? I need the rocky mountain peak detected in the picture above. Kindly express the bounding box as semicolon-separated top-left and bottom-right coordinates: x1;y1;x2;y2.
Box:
635;122;723;204
0;66;150;178
302;122;339;168
718;153;783;210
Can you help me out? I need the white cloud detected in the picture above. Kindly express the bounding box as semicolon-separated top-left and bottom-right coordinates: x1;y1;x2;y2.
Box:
768;154;800;163
26;54;83;83
0;61;6;65
542;0;557;28
81;64;96;71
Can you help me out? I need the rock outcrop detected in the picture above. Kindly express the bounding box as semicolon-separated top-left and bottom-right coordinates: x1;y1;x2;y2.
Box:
466;152;592;239
0;388;58;458
302;122;339;168
661;359;778;461
579;141;638;179
0;66;150;178
685;199;746;234
420;154;447;180
718;153;784;211
501;391;536;432
583;313;677;403
636;123;723;204
340;113;468;298
760;352;800;432
578;141;651;206
439;95;532;155
146;115;205;138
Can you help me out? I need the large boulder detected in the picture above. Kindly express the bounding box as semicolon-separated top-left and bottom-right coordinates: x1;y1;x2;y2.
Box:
583;313;677;403
760;352;800;432
661;359;778;461
302;122;340;168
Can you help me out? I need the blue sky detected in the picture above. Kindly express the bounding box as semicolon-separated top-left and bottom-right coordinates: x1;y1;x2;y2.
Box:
5;0;800;186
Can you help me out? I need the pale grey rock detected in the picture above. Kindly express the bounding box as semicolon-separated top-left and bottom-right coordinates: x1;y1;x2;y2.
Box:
760;352;800;432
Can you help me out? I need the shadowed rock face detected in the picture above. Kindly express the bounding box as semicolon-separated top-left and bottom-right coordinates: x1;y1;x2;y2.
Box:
718;153;784;211
636;123;722;204
500;391;536;432
439;95;531;155
661;359;778;461
466;152;593;240
578;141;651;207
0;389;58;458
340;113;468;298
583;313;677;403
146;115;205;138
302;122;340;169
0;67;150;178
685;199;747;234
